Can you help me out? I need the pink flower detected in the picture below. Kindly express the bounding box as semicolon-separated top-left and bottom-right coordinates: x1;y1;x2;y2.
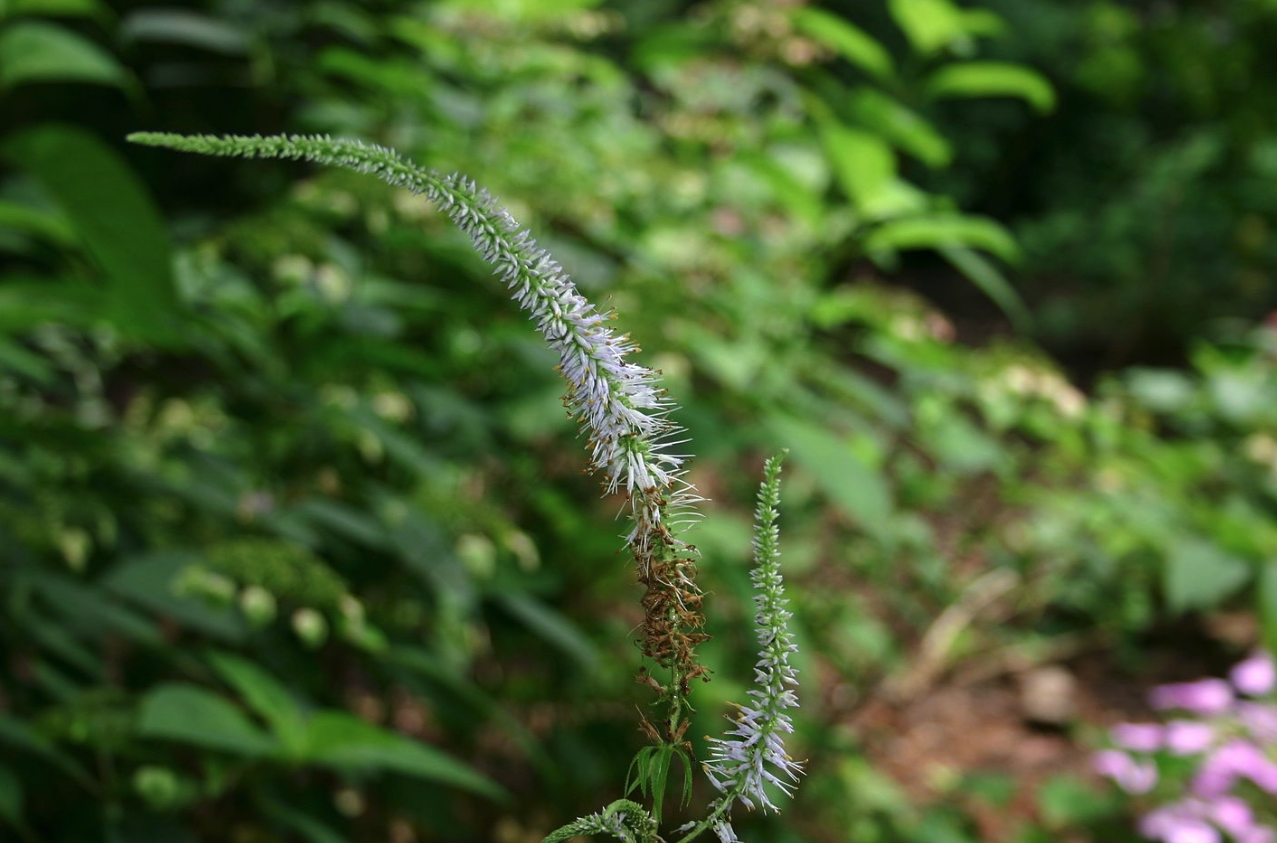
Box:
1231;652;1277;697
1094;749;1158;794
1113;722;1164;752
1211;795;1254;835
1151;679;1234;716
1238;828;1277;843
1165;720;1216;755
1192;740;1269;798
1238;702;1277;742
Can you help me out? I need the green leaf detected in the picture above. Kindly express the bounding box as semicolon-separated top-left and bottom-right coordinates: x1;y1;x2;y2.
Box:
0;0;110;20
1163;539;1250;614
817;120;924;219
3;125;180;343
206;651;307;758
0;21;130;90
0;714;90;783
137;683;278;757
925;62;1056;113
31;570;164;646
303;711;506;800
102;551;247;643
791;7;894;81
888;0;964;55
1259;559;1277;657
767;414;892;534
845;89;951;168
118;9;250;54
0;764;20;825
939;245;1032;331
864;214;1021;263
256;794;349;843
492;593;597;670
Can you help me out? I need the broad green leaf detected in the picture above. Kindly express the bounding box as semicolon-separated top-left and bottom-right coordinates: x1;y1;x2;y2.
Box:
864;214;1020;263
1163;539;1250;614
137;683;278;757
0;764;21;825
767;415;892;533
3;125;180;343
939;245;1031;331
925;62;1056;113
791;7;894;81
0;22;130;90
303;711;506;800
206;651;307;757
846;89;951;168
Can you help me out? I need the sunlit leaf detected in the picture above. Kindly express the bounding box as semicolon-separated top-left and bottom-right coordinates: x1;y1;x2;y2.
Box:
925;62;1056;113
791;7;894;81
864;215;1020;263
845;89;951;168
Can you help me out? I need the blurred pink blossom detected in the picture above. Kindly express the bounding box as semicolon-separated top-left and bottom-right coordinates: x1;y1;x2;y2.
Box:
1151;679;1234;716
1165;720;1216;756
1231;652;1277;697
1095;748;1159;794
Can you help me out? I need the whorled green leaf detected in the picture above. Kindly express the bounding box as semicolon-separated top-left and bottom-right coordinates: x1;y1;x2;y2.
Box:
924;62;1056;113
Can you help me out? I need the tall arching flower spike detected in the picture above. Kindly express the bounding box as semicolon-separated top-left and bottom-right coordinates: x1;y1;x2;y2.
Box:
128;133;803;841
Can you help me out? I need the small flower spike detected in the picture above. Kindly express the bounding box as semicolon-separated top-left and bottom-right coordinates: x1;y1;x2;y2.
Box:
694;453;803;839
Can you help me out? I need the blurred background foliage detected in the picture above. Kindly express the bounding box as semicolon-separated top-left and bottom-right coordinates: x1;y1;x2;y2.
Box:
2;0;1277;841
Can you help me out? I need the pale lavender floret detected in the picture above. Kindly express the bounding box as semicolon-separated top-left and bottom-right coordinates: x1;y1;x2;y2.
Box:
1233;652;1277;697
415;170;698;545
1094;749;1158;794
1113;722;1165;752
1165;720;1216;756
1151;679;1234;716
1240;828;1277;843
